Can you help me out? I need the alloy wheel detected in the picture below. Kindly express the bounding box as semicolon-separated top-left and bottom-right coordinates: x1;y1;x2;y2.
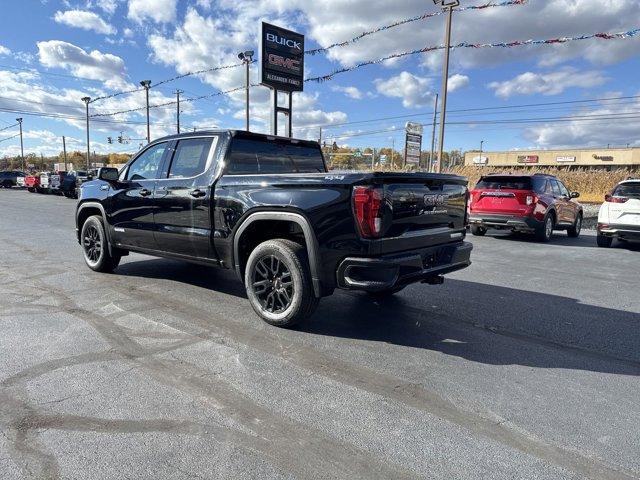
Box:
251;255;294;314
83;224;102;263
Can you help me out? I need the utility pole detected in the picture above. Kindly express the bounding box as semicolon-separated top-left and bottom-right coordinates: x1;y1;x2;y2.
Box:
238;51;254;131
391;138;395;168
479;140;484;166
62;136;68;171
16;118;24;172
175;89;183;134
434;0;459;173
81;97;91;171
140;80;152;143
318;126;322;145
429;94;438;172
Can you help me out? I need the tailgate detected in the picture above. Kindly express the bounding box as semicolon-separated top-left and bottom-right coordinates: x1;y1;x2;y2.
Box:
471;189;532;215
377;174;468;250
609;198;640;226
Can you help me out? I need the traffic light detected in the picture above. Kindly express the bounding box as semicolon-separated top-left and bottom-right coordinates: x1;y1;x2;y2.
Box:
107;137;112;144
117;135;123;144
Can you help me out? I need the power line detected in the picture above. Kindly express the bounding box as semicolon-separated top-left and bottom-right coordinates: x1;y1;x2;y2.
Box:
0;132;21;143
0;122;18;133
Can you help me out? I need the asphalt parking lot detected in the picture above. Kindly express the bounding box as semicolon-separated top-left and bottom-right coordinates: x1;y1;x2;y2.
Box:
1;189;639;480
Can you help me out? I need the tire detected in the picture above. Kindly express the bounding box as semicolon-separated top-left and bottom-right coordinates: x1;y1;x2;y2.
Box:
535;213;554;242
471;225;487;236
567;213;582;238
244;239;319;327
27;187;35;193
80;215;121;273
596;234;613;248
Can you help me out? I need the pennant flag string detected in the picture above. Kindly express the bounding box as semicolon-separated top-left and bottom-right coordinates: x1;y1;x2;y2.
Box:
89;61;249;104
305;0;528;56
306;27;640;83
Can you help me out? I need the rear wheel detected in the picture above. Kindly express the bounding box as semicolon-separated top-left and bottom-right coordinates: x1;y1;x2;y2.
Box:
27;187;35;193
245;239;319;327
596;234;613;248
81;215;121;272
567;213;582;238
535;214;554;242
471;225;487;236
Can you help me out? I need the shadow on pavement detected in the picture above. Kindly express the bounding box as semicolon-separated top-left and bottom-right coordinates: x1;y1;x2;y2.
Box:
302;279;640;376
478;230;640;250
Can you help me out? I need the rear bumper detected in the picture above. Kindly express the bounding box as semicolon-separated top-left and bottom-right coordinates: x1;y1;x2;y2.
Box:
598;223;640;240
336;241;472;292
469;213;540;231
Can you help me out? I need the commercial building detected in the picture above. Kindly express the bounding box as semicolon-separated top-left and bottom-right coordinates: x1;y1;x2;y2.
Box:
464;147;640;170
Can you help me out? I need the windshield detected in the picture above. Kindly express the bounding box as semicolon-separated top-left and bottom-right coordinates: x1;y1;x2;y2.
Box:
475;176;533;190
226;137;326;174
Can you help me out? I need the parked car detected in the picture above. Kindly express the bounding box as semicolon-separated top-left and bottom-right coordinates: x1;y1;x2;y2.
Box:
49;171;67;195
24;173;41;193
0;170;24;188
76;130;472;326
468;173;583;242
596;178;640;247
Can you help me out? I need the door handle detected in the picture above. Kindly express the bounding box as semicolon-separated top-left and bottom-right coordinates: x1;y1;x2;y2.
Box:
189;188;206;198
139;188;152;197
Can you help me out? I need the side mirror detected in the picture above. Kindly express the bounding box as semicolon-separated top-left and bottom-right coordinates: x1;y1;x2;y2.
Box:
98;167;119;182
604;193;612;202
570;191;580;199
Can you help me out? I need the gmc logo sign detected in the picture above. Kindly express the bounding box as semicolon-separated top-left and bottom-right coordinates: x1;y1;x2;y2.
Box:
268;54;301;72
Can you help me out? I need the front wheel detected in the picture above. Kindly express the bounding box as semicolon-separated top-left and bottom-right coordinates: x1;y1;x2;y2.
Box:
81;215;121;272
567;213;582;238
245;239;319;327
596;234;613;248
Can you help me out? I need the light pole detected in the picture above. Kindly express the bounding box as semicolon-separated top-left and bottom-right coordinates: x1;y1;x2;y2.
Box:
429;94;438;172
16;118;24;172
175;89;184;134
479;140;484;165
434;0;459;173
238;50;254;131
81;97;91;170
140;80;152;143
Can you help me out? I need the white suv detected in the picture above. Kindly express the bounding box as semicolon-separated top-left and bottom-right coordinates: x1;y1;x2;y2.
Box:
597;179;640;247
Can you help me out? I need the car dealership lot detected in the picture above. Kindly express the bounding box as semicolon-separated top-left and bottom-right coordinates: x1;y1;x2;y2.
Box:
1;189;639;480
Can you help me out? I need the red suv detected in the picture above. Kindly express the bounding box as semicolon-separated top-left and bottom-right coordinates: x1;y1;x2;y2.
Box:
468;173;583;242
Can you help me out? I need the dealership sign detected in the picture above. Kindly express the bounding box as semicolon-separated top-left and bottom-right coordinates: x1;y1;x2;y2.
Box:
260;22;304;92
472;155;488;165
517;155;539;164
404;122;423;165
556;156;576;163
593;154;614;161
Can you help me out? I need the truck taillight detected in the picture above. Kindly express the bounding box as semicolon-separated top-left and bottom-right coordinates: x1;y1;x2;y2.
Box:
353;185;383;238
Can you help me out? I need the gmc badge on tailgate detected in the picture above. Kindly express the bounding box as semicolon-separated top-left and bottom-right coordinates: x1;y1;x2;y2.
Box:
423;194;447;207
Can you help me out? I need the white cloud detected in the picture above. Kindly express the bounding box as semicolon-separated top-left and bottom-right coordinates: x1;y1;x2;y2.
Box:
374;71;434;108
488;68;608;99
0;45;10;56
91;0;121;14
331;85;363;99
37;40;127;90
54;10;116;35
524;96;640;148
448;74;469;92
128;0;177;24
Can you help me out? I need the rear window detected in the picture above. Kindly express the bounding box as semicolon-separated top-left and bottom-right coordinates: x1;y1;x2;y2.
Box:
226;137;325;174
475;176;533;190
614;182;640;198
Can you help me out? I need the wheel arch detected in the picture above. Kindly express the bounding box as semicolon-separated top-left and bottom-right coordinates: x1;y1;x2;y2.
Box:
76;202;113;253
233;211;322;297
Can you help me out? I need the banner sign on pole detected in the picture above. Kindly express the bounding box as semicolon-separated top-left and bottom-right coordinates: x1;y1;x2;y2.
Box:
260;22;305;92
404;122;423;165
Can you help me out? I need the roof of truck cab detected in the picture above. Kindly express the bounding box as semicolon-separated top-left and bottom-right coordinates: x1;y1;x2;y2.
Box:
154;129;321;147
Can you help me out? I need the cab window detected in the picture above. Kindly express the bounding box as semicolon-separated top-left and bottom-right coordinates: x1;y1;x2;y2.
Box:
557;181;570;197
124;142;168;181
550;179;562;196
167;138;215;178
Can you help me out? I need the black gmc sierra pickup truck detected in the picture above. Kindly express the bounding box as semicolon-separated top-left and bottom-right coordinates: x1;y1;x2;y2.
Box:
76;130;472;326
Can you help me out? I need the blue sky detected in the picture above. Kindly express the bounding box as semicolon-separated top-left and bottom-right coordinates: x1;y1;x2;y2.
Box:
0;0;639;158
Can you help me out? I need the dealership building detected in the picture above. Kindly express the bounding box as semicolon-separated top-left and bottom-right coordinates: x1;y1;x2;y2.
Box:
464;146;640;169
